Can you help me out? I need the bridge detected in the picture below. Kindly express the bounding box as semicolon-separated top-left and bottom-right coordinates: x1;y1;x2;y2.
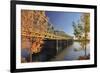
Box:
21;31;73;40
21;10;74;62
21;30;73;54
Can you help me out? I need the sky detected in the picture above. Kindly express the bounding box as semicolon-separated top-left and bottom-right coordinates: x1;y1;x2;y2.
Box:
45;11;82;36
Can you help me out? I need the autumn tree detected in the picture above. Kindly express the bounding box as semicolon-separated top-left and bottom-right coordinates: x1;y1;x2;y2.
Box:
21;10;48;62
81;13;90;56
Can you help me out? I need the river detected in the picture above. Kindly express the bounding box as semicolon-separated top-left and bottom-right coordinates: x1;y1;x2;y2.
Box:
51;41;90;61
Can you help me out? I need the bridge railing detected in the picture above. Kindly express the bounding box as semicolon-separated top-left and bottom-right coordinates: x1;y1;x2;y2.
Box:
21;31;72;40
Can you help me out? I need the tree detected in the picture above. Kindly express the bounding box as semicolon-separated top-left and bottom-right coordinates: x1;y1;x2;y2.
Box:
73;21;84;41
73;13;90;56
81;13;90;56
21;10;48;62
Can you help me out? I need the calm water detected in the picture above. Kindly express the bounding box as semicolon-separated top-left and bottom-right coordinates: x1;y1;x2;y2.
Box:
22;41;90;62
50;41;90;61
63;41;90;60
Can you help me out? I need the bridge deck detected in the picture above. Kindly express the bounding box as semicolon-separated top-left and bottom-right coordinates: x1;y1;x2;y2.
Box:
21;31;72;40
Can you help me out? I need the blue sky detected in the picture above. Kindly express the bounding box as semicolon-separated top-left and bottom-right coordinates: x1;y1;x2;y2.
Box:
45;11;82;36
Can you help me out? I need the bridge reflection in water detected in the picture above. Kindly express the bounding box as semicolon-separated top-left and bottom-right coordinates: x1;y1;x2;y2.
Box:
21;29;74;62
31;38;73;62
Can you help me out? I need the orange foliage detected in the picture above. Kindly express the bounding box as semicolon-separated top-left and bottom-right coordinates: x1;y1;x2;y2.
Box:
31;37;44;53
21;10;47;53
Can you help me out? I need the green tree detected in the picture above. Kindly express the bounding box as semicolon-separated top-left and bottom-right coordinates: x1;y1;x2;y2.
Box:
73;21;84;41
73;13;90;56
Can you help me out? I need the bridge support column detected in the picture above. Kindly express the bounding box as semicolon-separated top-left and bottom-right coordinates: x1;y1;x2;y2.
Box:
56;40;59;53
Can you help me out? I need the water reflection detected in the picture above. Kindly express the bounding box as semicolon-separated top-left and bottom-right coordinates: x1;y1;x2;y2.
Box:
64;42;90;60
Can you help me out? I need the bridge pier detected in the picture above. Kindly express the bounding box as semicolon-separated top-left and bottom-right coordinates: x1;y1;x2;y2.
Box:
38;39;73;61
